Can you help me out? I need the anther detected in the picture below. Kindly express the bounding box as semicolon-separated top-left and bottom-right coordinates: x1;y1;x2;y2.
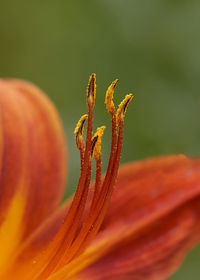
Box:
116;94;133;126
91;126;106;160
91;135;98;157
87;73;96;107
74;114;88;149
105;79;119;113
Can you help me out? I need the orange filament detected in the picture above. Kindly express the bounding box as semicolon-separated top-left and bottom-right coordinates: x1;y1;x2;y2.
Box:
33;75;132;280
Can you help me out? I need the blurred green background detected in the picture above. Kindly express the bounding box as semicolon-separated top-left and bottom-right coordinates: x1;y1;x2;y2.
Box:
0;0;200;279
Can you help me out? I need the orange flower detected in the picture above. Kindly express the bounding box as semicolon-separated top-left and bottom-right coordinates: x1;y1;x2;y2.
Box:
0;75;199;280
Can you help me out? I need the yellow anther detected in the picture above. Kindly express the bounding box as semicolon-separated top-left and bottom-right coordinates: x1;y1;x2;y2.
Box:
105;79;119;113
74;114;88;149
91;126;106;160
87;73;96;107
116;94;133;126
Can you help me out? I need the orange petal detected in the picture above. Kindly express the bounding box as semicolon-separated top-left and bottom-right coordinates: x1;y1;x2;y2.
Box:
50;154;200;280
74;200;200;280
10;154;200;280
0;79;67;238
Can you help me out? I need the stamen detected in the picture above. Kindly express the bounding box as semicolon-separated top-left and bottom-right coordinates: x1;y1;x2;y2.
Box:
105;79;119;113
87;73;96;108
116;94;133;126
74;114;88;150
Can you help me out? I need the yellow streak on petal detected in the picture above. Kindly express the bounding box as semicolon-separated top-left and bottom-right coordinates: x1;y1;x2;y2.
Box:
0;191;24;276
105;79;119;113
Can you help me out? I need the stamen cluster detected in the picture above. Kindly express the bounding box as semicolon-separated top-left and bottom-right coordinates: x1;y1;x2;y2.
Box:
33;74;133;280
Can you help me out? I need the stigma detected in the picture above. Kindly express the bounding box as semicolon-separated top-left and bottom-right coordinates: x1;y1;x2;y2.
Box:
34;74;133;280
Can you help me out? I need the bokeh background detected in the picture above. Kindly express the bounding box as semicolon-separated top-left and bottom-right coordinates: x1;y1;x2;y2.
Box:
0;0;200;279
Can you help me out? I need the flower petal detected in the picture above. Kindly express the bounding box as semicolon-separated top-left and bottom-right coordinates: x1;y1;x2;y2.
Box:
9;154;200;280
0;79;67;238
74;199;200;280
51;154;200;280
102;154;200;232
